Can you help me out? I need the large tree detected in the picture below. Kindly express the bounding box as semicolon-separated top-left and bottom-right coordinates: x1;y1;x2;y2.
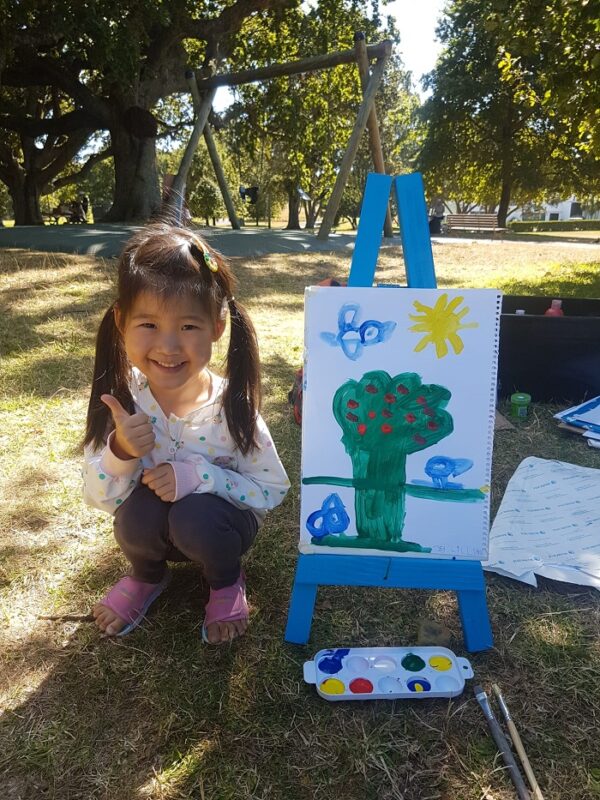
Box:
1;0;295;224
0;84;109;224
418;0;600;225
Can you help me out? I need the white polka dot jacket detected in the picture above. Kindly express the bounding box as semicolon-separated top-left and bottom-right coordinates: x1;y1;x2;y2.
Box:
83;369;291;524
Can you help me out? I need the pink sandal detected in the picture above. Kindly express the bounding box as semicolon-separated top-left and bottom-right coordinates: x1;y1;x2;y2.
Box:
202;572;248;643
98;571;171;636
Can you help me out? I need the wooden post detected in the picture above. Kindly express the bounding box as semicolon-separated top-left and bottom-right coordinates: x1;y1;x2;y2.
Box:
203;126;241;230
193;41;392;90
317;46;391;240
186;70;241;230
168;78;216;223
354;32;393;238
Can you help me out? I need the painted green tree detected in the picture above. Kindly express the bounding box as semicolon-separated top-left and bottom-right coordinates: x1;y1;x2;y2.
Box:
331;370;453;552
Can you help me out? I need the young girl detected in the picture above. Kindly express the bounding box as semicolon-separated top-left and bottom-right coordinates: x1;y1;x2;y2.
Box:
83;223;290;643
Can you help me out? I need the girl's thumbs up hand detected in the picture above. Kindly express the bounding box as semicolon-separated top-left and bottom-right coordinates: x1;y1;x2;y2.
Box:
101;394;156;459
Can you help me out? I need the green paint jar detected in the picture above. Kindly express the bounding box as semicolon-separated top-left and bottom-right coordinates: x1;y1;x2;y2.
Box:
510;392;531;418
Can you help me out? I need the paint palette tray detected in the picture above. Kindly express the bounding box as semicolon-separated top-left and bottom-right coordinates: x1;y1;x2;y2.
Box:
303;646;474;701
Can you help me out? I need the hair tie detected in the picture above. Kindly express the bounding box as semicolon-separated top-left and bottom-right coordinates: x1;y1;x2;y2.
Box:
228;296;236;304
189;238;219;273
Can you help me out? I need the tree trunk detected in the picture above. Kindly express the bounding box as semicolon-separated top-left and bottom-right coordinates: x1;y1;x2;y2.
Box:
497;100;515;228
497;177;512;228
103;121;161;222
285;182;301;230
305;199;320;229
8;172;44;225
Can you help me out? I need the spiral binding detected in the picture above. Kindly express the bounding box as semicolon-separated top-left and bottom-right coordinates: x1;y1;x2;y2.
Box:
482;290;503;558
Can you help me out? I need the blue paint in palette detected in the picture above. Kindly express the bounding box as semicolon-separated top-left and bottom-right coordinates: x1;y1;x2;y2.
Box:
407;677;432;693
317;648;351;675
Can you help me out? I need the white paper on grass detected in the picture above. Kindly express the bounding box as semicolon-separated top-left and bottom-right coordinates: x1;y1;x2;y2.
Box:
299;287;502;561
484;457;600;589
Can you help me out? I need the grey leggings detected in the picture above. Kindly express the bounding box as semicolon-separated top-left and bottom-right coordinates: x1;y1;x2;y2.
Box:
113;485;258;589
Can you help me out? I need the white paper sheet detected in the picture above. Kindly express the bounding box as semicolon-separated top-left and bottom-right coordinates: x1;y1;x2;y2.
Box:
300;287;501;560
484;457;600;588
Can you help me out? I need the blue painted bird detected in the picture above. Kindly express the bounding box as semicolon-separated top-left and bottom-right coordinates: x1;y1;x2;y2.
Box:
424;456;473;489
320;303;396;361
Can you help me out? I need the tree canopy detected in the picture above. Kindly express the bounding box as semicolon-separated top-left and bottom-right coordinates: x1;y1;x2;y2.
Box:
0;0;296;223
418;0;600;224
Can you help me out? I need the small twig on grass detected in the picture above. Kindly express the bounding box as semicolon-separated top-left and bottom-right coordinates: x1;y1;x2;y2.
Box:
38;613;95;621
536;607;593;617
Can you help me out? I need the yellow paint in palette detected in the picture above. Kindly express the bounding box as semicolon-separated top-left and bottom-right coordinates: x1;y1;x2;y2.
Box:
429;655;453;671
320;678;345;695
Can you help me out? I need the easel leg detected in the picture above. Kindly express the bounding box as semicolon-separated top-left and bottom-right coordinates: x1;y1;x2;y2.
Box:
285;578;318;644
457;589;494;652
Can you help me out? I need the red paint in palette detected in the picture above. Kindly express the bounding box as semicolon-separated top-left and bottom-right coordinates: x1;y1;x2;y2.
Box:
349;678;373;694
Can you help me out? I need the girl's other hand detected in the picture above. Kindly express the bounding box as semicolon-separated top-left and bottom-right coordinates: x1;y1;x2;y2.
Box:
101;394;155;459
141;463;176;502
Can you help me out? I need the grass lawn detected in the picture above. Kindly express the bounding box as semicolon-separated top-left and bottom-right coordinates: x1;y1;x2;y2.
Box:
518;230;600;242
1;240;600;800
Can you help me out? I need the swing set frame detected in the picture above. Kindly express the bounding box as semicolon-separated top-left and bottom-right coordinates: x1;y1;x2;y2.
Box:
166;32;394;238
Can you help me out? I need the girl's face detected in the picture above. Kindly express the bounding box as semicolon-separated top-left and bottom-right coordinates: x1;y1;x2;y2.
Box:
117;291;225;395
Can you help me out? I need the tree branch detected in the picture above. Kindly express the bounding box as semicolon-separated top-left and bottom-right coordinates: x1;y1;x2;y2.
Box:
0;108;100;137
3;56;110;126
188;0;296;62
51;146;113;190
39;130;94;187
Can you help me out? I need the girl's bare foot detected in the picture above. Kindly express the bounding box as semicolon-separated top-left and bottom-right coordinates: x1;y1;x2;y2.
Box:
204;617;248;644
92;603;127;635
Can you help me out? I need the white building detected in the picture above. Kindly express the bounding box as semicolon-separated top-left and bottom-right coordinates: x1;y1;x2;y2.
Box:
507;198;599;222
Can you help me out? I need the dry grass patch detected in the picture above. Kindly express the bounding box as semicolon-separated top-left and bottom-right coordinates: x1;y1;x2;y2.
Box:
0;242;599;799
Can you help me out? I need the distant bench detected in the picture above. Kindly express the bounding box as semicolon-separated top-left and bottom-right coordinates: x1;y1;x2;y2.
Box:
446;213;504;233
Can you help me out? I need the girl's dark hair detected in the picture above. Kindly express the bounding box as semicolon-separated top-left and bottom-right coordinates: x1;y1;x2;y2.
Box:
84;223;261;455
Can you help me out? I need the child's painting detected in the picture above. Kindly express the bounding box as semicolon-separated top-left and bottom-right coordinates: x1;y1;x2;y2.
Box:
300;287;502;561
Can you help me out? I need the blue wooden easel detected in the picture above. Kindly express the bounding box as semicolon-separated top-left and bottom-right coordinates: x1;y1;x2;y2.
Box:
284;172;493;652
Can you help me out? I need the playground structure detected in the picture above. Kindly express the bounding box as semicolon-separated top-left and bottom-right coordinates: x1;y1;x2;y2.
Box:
166;33;394;239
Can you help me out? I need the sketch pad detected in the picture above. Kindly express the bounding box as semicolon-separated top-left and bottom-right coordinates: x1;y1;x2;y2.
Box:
300;287;501;561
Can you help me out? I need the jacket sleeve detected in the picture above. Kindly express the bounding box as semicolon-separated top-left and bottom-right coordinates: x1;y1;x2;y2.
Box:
82;432;144;514
175;414;290;513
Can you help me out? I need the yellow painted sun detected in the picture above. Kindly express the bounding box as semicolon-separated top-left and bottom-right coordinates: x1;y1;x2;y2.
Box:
409;294;478;358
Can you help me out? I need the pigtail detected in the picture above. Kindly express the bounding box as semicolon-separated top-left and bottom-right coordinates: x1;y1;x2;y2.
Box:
224;298;261;455
83;303;134;450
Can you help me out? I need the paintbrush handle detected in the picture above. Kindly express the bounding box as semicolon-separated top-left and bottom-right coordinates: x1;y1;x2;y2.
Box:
505;719;545;800
492;685;544;800
485;715;531;800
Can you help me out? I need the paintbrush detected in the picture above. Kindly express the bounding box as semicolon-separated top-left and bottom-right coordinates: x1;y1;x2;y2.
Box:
473;684;531;800
492;684;545;800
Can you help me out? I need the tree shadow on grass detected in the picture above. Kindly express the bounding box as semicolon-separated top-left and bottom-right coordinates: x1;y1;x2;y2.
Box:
0;545;58;589
2;414;600;797
1;288;114;359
